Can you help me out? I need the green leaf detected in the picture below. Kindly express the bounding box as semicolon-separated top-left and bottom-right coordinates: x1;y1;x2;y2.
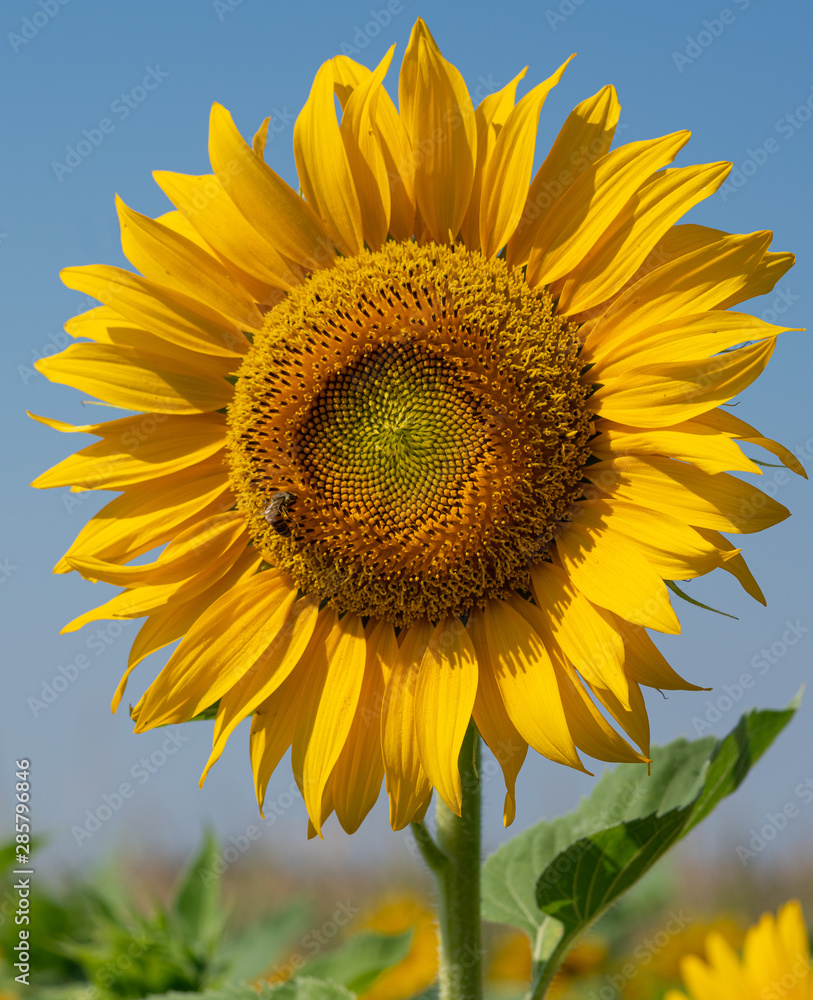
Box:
222;901;313;981
173;830;225;951
303;930;412;993
481;698;798;979
665;580;737;619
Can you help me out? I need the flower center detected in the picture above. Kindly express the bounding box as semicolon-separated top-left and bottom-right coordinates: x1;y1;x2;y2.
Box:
227;241;593;625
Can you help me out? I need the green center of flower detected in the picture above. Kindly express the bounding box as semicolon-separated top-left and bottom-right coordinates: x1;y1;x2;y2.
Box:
227;241;593;626
299;341;485;533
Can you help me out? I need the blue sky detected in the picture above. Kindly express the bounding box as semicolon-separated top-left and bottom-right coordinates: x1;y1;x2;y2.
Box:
2;0;812;883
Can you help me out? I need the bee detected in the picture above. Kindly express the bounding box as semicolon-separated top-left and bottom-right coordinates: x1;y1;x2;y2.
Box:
264;491;297;536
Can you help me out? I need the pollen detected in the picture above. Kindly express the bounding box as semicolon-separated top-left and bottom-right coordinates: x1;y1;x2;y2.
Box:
227;241;593;625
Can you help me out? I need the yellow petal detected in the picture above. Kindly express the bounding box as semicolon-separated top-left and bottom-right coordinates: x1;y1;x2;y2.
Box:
484;598;584;770
35;343;233;414
508;85;620;267
399;19;476;243
528;560;630;708
291;609;367;836
339;47;395;250
333;53;416;240
479;57;573;257
610;615;704;691
693;527;766;605
459;68;527;251
63;518;251;632
467;608;527;827
776;900;809;972
331;55;369;105
716;249;796;309
295;61;363;256
134;570;294;729
64;305;238;377
574;498;732;580
590;421;763;476
200;592;319;782
209;103;331;269
331;619;392;833
558;161;731;314
585;456;790;534
116;196;264;331
381;619;433;830
252;116;270;158
693;408;807;478
548;648;644;764
555;510;681;634
414;617;478;815
68;509;244;585
250;669;306;813
153;170;299;296
590;338;777;428
31;413;227;491
113;546;262;711
589;676;651;758
583;230;772;358
61;264;248;358
58;465;232;570
588;309;786;375
525;130;690;288
155;209;212;250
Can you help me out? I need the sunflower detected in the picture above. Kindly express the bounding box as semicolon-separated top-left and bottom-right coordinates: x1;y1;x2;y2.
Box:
666;900;813;1000
33;20;803;836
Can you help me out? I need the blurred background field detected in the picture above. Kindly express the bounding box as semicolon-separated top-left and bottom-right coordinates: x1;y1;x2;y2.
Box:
3;831;812;999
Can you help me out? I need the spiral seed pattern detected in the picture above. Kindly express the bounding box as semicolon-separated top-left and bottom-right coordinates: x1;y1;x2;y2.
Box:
227;241;593;625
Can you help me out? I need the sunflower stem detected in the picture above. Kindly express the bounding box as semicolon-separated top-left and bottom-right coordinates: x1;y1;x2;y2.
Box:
410;820;448;873
432;722;483;1000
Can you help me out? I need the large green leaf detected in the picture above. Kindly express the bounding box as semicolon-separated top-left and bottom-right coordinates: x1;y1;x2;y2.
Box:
481;698;798;981
303;930;412;992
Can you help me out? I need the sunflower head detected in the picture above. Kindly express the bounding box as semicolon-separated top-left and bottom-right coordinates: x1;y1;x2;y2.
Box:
33;18;803;836
228;239;592;626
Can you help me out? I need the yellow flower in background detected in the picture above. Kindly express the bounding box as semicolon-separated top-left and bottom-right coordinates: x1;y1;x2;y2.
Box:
666;900;813;1000
33;18;804;835
618;913;745;1000
356;895;437;1000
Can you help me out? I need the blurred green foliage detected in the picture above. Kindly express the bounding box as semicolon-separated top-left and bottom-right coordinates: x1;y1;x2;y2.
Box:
0;834;409;1000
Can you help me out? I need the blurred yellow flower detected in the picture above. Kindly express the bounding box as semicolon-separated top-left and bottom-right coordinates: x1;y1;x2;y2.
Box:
621;913;744;1000
357;895;438;1000
666;900;812;1000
